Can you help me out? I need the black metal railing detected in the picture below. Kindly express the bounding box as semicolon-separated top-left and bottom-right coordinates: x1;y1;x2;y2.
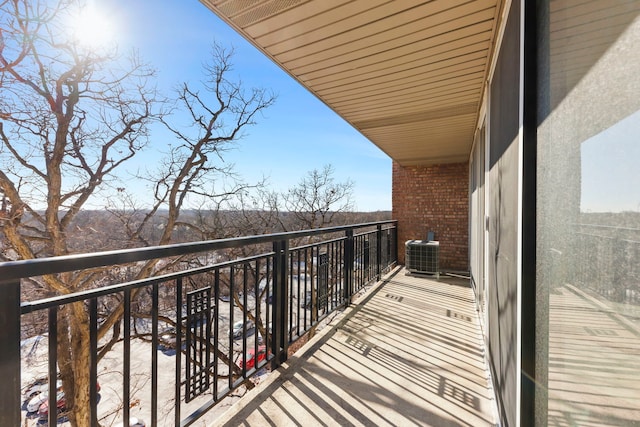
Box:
0;220;396;426
571;223;640;303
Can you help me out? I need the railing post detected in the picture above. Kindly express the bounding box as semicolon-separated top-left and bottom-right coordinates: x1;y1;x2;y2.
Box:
0;279;21;426
344;229;354;301
271;239;289;369
376;224;382;280
386;228;391;267
392;223;398;264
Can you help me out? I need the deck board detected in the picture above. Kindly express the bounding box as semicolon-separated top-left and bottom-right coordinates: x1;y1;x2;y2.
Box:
213;267;497;426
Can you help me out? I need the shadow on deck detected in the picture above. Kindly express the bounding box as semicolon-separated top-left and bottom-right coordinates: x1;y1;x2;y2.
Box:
213;267;497;426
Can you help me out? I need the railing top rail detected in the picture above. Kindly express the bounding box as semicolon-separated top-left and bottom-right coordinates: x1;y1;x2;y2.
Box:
573;223;640;232
576;231;640;245
20;251;277;314
0;220;396;282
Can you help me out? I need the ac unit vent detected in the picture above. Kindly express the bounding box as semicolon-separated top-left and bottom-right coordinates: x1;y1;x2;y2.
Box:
405;240;439;278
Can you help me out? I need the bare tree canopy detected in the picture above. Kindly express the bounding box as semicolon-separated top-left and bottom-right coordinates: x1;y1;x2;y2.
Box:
0;0;160;261
127;43;276;247
0;1;163;424
283;164;355;230
0;2;275;425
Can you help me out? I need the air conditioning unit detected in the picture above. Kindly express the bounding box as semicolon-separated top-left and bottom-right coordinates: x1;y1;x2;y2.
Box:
405;240;439;278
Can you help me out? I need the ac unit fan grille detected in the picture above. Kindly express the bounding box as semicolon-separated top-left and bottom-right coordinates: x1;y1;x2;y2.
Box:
405;240;439;277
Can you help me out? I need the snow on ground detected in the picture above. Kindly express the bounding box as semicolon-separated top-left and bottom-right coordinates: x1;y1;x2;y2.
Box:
21;333;258;427
19;275;349;426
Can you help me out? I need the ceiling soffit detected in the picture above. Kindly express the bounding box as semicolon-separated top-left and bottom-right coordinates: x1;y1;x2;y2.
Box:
200;0;502;166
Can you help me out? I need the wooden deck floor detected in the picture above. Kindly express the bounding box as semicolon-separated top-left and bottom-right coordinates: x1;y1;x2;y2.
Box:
213;267;497;426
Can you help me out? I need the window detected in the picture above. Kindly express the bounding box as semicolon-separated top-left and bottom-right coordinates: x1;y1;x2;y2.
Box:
536;1;640;425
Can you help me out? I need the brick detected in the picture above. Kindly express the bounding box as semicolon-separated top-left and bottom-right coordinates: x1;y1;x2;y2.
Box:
392;161;469;271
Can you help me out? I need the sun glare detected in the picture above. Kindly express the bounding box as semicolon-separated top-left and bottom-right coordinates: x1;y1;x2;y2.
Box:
69;4;115;49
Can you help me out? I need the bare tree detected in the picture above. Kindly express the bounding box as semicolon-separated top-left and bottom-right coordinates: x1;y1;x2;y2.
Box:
0;1;274;425
121;43;274;244
209;165;355;336
0;1;161;424
98;42;275;340
282;164;355;230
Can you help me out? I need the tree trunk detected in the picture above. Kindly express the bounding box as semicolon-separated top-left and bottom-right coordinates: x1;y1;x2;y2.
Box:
57;302;92;427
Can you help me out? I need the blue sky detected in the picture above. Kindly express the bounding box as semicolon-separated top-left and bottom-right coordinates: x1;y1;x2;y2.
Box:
92;0;392;211
581;109;640;213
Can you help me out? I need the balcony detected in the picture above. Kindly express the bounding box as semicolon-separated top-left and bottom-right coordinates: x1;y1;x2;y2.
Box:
215;268;497;427
0;220;499;426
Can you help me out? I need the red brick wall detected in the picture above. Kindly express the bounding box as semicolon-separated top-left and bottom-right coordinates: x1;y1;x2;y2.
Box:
392;161;469;272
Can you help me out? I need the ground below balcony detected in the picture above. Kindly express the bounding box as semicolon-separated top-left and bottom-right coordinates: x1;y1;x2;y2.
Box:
213;267;498;427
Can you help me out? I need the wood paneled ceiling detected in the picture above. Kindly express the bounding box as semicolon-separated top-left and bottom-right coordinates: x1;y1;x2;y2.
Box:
200;0;503;166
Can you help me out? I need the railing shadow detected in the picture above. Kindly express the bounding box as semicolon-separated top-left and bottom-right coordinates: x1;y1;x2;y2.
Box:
547;284;640;426
216;268;496;426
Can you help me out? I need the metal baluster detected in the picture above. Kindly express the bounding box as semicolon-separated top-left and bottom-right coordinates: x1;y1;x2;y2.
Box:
90;298;98;427
48;307;58;427
175;278;182;426
123;289;131;425
152;283;159;426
